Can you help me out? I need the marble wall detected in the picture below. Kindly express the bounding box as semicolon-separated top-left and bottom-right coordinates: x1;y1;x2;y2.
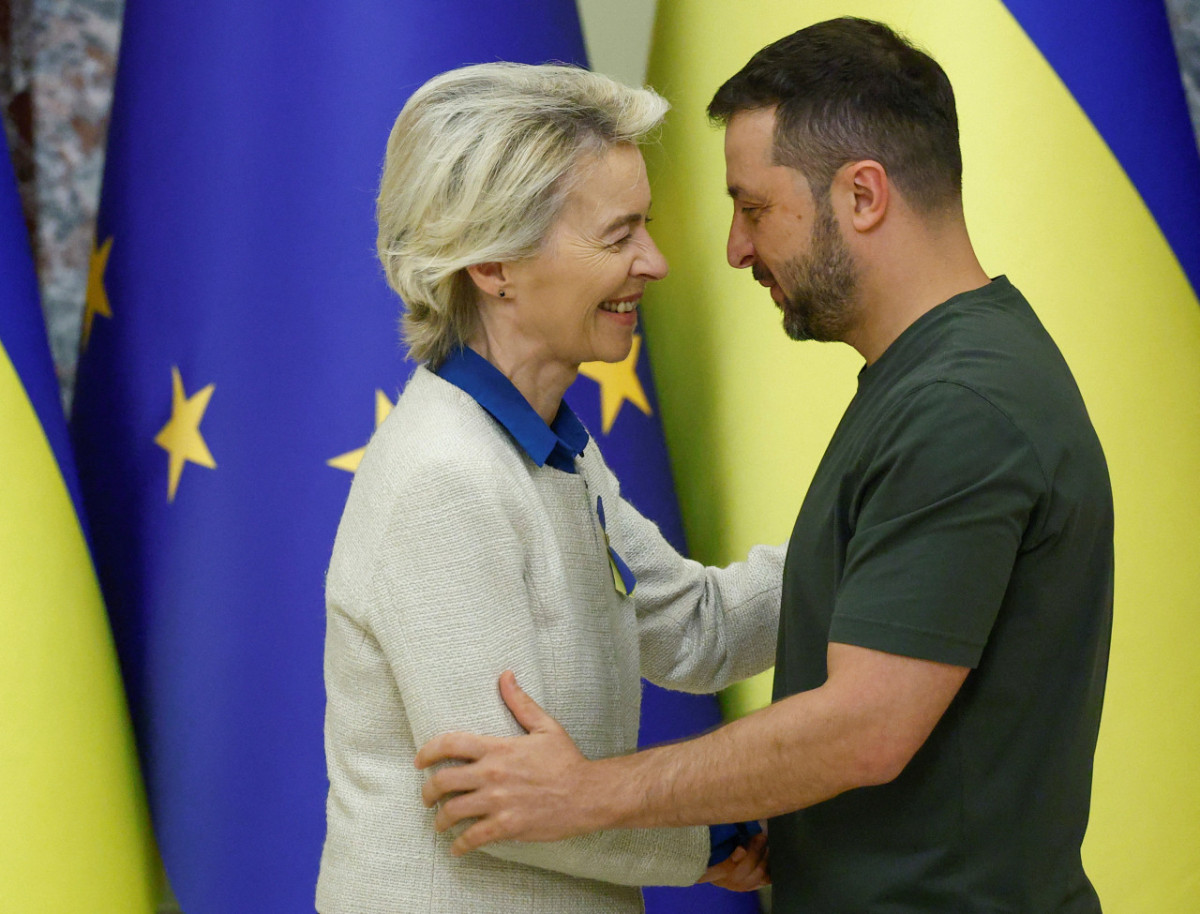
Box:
1172;0;1200;116
3;0;1200;413
2;0;121;408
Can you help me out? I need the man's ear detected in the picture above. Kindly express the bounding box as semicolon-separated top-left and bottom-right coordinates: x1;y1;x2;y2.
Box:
836;160;889;233
466;261;511;300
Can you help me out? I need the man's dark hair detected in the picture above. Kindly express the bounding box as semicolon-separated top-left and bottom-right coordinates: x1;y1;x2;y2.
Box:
708;17;962;212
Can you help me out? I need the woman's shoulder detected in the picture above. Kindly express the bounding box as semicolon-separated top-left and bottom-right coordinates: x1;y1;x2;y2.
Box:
336;368;542;542
330;370;535;569
367;367;522;472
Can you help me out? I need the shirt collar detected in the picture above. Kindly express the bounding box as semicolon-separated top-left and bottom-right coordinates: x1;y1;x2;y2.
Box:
435;346;588;471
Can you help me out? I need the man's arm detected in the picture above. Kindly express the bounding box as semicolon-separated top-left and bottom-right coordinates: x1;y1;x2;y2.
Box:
416;641;969;855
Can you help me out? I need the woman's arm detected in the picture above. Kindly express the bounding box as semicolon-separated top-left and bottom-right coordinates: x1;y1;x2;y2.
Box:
355;452;709;886
586;454;784;693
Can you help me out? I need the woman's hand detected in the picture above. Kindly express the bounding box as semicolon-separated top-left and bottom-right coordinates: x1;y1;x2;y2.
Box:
697;831;770;892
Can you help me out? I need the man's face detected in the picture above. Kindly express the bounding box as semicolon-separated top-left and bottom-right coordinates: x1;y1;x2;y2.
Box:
723;107;859;342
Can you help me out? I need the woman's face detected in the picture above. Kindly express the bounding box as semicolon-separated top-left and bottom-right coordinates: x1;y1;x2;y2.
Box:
504;143;668;369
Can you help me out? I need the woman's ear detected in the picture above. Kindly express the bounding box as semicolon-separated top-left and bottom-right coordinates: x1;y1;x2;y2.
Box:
836;160;889;233
466;262;511;300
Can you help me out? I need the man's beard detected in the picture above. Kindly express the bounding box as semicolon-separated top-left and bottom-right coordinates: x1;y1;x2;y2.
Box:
759;200;860;342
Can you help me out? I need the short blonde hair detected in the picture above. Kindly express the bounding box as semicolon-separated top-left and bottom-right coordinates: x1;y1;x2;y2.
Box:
376;62;669;366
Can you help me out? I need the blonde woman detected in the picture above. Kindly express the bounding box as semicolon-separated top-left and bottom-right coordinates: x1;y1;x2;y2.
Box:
317;63;781;913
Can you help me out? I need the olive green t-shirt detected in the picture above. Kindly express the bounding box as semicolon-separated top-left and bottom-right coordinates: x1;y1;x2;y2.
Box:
771;277;1113;913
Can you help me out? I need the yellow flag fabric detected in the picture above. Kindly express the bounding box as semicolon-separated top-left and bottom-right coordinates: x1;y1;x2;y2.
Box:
0;143;158;909
643;2;1200;910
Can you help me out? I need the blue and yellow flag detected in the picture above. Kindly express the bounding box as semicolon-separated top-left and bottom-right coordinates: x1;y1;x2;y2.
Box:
71;3;748;911
0;130;156;911
644;1;1200;909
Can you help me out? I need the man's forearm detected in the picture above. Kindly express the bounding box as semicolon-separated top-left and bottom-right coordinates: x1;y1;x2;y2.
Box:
576;643;971;831
585;686;873;831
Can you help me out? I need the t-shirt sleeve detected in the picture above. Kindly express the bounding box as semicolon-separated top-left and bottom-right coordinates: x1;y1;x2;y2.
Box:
829;380;1045;668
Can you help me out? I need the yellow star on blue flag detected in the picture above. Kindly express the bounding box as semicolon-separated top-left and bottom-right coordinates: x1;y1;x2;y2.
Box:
328;389;395;472
154;366;216;502
578;333;653;434
81;236;113;350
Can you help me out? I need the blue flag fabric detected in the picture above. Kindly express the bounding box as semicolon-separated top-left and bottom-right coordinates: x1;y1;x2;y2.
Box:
1002;0;1200;299
71;3;755;911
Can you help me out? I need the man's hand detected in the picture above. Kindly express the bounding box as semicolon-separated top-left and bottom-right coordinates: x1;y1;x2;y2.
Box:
698;832;770;892
415;671;602;855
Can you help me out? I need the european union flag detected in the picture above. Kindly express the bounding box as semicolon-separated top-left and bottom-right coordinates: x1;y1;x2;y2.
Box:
71;3;753;911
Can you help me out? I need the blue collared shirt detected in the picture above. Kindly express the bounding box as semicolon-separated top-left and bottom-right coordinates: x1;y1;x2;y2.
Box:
435;346;589;473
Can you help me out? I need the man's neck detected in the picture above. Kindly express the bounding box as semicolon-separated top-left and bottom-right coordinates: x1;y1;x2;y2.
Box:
846;221;990;365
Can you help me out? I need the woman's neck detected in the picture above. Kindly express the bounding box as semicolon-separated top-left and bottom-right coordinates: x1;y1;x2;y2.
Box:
467;335;576;425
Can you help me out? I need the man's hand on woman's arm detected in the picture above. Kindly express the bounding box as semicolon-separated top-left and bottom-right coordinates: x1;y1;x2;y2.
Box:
417;646;970;856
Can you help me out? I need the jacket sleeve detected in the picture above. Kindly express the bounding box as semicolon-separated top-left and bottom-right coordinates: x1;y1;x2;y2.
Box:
357;455;708;886
590;452;785;693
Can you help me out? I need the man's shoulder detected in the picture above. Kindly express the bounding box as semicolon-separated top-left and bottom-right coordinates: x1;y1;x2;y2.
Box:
890;281;1086;429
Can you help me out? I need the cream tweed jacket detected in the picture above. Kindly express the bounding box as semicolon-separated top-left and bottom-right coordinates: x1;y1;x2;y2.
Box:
316;367;783;913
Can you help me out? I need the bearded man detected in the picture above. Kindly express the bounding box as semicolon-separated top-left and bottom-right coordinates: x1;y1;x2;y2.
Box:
418;18;1114;913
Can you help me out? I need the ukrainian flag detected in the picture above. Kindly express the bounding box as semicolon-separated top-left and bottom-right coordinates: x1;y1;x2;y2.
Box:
643;2;1200;910
0;131;156;909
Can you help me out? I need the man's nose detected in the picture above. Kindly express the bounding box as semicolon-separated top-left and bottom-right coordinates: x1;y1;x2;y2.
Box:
726;217;755;269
